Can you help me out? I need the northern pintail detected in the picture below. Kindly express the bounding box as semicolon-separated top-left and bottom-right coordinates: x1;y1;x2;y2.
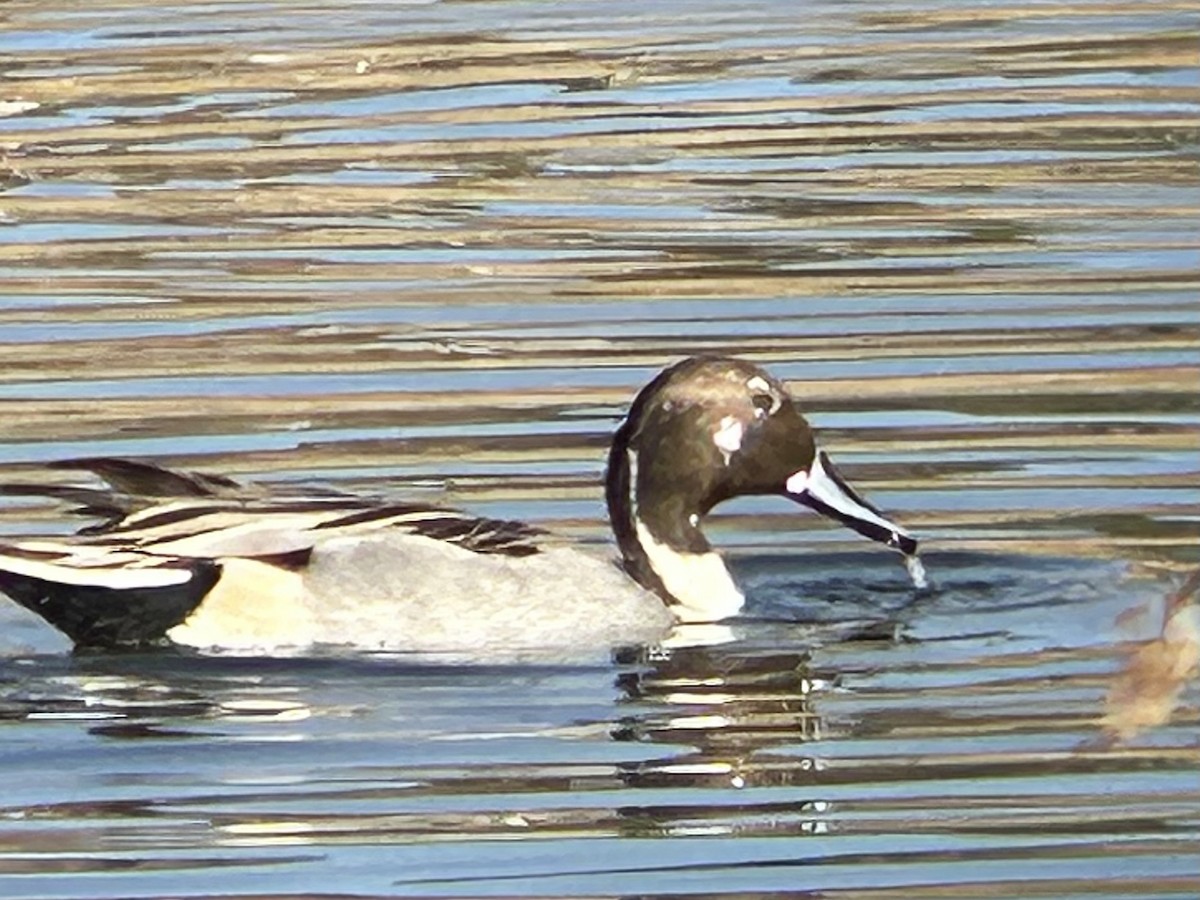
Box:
0;357;921;657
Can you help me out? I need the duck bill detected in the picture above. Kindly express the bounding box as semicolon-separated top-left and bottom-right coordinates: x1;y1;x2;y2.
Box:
785;450;918;556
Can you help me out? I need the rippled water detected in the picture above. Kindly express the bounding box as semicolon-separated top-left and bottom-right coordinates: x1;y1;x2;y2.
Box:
1;0;1197;896
3;554;1195;897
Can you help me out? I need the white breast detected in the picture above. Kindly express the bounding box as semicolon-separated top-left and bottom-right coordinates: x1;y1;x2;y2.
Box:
633;520;744;623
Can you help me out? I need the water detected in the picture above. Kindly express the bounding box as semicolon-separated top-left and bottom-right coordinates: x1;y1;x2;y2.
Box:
0;0;1198;896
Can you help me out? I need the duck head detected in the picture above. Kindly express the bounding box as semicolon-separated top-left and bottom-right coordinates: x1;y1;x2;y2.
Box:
606;356;919;622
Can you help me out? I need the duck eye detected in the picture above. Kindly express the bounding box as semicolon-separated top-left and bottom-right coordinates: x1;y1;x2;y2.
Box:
751;393;776;416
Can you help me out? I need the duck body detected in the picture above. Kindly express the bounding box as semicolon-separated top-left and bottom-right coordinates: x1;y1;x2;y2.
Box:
0;485;673;659
0;357;919;658
171;534;675;659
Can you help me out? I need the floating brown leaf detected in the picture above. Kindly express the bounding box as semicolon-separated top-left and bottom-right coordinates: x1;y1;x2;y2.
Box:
1100;567;1200;744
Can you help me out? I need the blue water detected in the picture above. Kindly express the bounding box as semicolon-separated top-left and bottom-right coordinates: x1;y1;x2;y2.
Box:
0;0;1197;896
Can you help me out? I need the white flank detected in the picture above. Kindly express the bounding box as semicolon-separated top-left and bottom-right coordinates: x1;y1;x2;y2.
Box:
634;519;744;623
712;416;743;464
0;550;193;589
167;558;314;650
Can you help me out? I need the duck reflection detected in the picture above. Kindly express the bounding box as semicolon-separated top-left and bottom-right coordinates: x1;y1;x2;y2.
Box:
615;641;826;749
0;613;893;852
596;628;859;840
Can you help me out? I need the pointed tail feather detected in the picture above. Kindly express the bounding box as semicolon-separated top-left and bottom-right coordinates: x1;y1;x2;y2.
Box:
1;458;261;534
0;482;135;523
48;457;250;499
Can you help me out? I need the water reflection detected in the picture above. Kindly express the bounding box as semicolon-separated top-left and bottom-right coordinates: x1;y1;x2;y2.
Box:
1;554;1196;893
1;0;1198;893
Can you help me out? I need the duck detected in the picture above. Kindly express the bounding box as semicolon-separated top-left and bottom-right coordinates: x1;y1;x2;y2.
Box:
0;356;921;659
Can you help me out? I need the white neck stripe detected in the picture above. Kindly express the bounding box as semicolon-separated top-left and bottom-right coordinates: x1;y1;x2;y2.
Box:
633;518;744;623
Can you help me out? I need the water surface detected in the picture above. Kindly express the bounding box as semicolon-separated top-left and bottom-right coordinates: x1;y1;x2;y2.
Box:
0;0;1197;896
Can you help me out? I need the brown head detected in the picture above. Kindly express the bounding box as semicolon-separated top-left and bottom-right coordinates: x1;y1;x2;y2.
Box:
606;356;917;620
